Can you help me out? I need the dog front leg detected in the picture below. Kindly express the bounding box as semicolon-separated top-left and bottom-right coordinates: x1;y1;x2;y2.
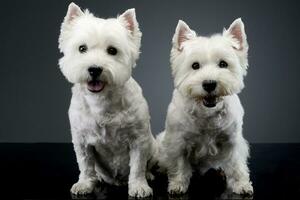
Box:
71;143;98;195
223;159;253;196
128;148;153;198
167;155;192;194
222;138;253;196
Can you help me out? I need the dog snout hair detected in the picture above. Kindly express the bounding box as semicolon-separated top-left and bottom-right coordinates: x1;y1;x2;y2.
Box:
202;80;217;93
88;66;103;79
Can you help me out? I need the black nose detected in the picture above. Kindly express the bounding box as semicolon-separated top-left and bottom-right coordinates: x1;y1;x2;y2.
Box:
202;80;217;93
88;66;102;78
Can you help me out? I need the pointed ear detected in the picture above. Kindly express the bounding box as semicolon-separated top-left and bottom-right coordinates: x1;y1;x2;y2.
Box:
64;2;84;24
118;8;142;67
118;8;139;34
172;20;196;51
59;3;84;53
224;18;248;52
224;18;249;74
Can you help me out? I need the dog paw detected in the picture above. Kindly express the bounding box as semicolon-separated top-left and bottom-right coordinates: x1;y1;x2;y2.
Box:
70;181;95;195
146;172;155;181
232;181;253;196
129;181;153;198
168;180;189;195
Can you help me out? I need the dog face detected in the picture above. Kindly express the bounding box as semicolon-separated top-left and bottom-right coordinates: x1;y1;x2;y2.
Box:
58;3;141;93
170;19;248;107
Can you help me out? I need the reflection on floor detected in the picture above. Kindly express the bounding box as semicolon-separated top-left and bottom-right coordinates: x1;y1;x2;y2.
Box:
0;143;299;199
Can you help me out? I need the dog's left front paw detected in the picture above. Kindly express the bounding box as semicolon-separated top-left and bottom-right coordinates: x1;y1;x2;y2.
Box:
168;180;189;195
129;181;153;198
71;181;95;195
232;181;253;196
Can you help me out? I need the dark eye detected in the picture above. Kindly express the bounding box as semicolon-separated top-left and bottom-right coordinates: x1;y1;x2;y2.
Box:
107;46;118;55
79;44;88;53
219;60;228;68
192;62;200;70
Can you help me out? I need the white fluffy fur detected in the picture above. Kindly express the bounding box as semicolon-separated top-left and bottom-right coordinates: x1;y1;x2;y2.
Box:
58;3;156;198
157;19;253;195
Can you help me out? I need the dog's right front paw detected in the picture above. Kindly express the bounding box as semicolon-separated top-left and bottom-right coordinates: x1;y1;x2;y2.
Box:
70;181;95;195
168;180;189;195
128;181;153;198
232;181;253;196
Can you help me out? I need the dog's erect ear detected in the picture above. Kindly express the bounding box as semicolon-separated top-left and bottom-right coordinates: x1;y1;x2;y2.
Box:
173;20;196;51
118;8;139;35
224;18;248;52
64;2;84;24
224;18;249;74
118;8;142;66
59;3;84;53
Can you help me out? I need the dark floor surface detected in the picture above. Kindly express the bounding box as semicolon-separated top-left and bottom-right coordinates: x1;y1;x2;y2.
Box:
0;143;299;199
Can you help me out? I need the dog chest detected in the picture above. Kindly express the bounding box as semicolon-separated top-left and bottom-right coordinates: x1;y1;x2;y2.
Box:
186;126;234;165
89;125;132;183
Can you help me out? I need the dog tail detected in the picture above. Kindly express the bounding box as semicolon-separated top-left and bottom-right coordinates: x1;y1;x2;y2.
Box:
147;131;167;174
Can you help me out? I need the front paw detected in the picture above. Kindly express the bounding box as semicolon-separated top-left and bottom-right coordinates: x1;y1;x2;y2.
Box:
168;179;189;195
129;181;153;198
232;181;253;196
146;172;155;181
70;181;95;195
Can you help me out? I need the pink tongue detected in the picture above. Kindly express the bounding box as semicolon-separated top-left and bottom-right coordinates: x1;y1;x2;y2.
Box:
88;81;104;92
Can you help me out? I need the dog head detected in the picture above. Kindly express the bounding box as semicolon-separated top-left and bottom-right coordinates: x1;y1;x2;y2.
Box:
58;3;141;93
170;18;248;108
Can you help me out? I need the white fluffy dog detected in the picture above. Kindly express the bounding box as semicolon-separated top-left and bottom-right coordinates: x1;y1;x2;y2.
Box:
58;3;156;198
157;19;253;196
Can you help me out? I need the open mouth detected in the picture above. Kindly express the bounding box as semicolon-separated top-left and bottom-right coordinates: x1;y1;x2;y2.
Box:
87;80;105;93
203;95;218;108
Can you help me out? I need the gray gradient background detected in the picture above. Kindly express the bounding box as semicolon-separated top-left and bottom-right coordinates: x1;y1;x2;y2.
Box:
0;0;299;143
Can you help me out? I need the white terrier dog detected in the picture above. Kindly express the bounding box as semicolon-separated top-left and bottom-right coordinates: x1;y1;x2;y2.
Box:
58;3;156;198
157;19;253;196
